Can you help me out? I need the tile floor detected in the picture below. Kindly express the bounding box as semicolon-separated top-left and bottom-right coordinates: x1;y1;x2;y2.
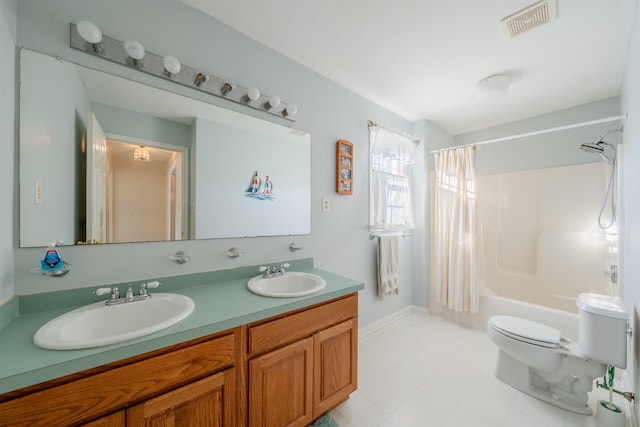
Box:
330;314;630;427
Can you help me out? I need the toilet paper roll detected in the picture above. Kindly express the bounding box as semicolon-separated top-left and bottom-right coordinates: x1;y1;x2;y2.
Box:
595;400;625;427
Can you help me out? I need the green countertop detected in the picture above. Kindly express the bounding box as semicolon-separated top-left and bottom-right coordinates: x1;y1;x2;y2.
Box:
0;259;364;395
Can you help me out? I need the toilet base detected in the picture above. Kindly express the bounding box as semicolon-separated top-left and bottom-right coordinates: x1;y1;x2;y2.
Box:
494;350;594;415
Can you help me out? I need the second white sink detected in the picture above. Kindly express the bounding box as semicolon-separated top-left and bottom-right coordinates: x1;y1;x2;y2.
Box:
34;293;194;350
247;272;326;298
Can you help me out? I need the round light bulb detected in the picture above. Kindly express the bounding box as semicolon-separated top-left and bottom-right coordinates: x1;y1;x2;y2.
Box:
267;95;280;109
283;104;298;117
124;40;145;60
77;20;102;44
247;87;261;102
163;56;181;75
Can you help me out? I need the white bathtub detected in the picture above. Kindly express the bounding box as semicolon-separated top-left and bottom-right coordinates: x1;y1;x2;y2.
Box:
430;292;580;341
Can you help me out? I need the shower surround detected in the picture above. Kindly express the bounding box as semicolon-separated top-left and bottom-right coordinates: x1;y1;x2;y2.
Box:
430;162;617;340
477;162;616;313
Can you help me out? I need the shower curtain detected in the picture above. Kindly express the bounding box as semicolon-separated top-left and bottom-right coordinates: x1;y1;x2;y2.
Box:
433;146;479;313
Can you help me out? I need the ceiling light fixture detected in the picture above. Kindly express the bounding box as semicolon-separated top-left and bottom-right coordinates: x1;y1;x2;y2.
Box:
476;74;511;100
245;87;261;103
133;146;150;162
76;20;103;53
221;83;236;96
124;40;145;67
283;104;298;118
194;72;208;88
70;22;298;121
265;95;280;110
163;56;181;78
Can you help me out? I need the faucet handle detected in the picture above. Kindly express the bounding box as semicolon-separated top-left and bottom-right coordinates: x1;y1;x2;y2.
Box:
95;287;119;301
94;287;113;296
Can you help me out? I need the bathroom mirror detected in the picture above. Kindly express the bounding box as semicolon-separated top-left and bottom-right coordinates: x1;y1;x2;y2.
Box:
19;49;311;247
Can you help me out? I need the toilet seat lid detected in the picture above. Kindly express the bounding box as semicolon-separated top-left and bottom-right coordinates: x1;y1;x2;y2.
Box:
489;315;561;348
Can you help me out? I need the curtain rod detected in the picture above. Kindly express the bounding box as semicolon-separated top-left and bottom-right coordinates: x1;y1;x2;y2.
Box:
427;114;627;154
368;120;421;145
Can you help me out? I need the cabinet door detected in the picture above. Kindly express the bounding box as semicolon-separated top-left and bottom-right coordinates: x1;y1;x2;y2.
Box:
314;318;358;416
249;338;313;427
82;411;125;427
127;368;235;427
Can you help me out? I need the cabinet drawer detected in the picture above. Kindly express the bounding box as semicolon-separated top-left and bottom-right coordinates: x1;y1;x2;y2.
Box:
248;294;357;356
0;331;236;427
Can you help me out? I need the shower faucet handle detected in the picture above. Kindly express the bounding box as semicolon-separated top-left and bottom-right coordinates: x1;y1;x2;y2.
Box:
607;264;618;284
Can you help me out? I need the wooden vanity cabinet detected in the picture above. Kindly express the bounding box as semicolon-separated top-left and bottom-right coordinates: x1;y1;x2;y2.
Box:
0;329;240;427
82;411;125;427
0;293;358;427
247;294;358;427
125;368;235;426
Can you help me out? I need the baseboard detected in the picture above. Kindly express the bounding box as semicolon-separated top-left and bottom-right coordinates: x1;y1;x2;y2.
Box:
358;305;429;338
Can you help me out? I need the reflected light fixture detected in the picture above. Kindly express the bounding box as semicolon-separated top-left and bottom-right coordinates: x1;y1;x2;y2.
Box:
476;74;511;100
133;146;150;162
246;87;260;103
283;104;298;118
265;95;280;110
124;40;145;66
163;55;181;78
76;20;103;52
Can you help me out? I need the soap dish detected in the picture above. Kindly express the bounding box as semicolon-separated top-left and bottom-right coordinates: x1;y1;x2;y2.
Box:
30;261;71;277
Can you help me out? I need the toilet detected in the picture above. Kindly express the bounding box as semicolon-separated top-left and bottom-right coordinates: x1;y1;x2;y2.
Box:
487;293;628;415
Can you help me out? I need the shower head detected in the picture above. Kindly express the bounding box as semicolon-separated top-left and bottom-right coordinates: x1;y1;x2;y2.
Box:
579;126;623;161
580;140;612;163
580;141;605;154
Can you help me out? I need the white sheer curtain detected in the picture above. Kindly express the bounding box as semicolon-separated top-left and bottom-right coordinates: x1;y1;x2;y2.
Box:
369;126;416;233
433;146;479;313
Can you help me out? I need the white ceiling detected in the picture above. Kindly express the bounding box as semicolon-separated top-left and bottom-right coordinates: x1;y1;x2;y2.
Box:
180;0;637;135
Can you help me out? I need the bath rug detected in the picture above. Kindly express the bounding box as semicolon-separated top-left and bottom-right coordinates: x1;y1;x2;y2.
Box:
308;413;340;427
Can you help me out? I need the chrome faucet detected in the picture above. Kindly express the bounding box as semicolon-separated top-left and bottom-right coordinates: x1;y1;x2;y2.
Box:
125;285;135;302
95;281;161;306
259;263;290;278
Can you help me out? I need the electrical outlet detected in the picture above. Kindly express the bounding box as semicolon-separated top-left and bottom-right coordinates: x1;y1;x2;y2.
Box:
35;179;42;204
322;197;330;212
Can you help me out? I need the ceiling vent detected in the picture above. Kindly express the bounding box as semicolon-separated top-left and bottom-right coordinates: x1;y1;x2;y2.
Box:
501;0;557;39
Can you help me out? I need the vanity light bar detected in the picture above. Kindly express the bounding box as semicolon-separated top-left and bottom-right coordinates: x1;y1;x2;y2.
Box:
69;22;297;122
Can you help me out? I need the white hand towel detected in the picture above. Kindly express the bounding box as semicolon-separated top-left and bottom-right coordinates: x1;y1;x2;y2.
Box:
377;235;400;297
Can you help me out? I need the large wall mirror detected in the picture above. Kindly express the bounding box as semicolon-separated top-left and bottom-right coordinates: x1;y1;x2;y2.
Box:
19;49;311;248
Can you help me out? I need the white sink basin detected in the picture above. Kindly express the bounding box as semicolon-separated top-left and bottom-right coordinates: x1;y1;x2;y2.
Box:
34;293;194;350
247;272;326;298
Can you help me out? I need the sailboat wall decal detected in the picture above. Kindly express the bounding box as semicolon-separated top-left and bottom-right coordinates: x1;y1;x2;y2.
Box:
246;170;275;201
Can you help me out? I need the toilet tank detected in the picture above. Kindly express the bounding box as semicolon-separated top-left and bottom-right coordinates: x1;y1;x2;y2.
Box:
577;293;628;368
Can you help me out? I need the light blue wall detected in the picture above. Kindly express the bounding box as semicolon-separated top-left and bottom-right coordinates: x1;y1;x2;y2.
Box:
91;103;192;148
11;0;433;328
19;50;90;247
0;0;17;305
619;1;640;420
455;97;623;176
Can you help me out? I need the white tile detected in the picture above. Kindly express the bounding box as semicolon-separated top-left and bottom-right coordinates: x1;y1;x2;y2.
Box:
360;377;410;414
360;348;402;377
329;410;355;427
503;408;556;427
511;392;566;427
380;364;429;395
346;314;630;427
334;393;388;427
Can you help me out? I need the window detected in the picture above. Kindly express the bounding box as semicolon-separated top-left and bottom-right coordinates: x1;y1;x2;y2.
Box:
369;126;416;233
